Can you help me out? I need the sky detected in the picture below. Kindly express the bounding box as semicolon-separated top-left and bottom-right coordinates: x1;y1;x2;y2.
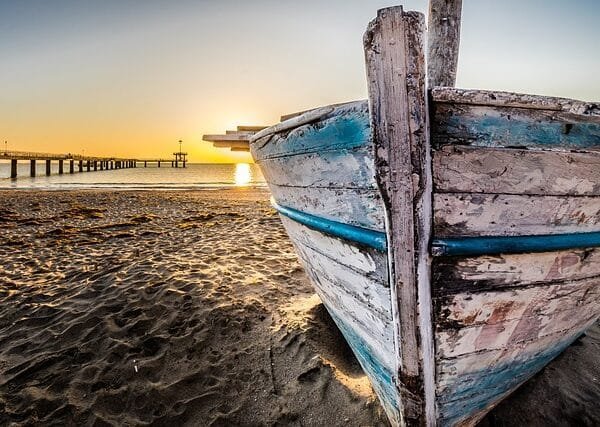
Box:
1;0;598;163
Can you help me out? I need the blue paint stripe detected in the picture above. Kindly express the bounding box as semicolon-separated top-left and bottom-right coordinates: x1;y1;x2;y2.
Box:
432;231;600;257
271;199;387;252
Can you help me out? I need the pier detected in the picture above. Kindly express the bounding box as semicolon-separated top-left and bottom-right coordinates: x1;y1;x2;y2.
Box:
2;151;178;179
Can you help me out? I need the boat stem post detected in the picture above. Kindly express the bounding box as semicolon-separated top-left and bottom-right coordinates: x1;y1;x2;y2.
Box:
427;0;463;87
364;6;435;425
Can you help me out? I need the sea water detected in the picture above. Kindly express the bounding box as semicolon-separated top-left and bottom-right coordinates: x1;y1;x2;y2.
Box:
0;162;265;190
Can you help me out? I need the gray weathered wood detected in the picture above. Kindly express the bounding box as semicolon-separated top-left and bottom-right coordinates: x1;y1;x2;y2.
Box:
435;314;597;425
435;279;600;358
251;106;334;142
251;101;369;162
434;193;600;237
279;217;398;419
434;145;600;196
258;146;376;189
436;277;600;329
432;247;600;295
432;87;600;118
364;6;434;423
436;315;597;387
279;101;359;122
279;215;388;282
268;183;385;231
427;0;462;88
431;103;600;151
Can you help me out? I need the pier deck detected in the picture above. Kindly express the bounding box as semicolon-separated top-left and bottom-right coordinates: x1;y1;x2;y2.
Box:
2;151;181;179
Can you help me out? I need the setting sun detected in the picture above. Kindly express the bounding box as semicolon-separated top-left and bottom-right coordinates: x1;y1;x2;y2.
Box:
234;163;251;186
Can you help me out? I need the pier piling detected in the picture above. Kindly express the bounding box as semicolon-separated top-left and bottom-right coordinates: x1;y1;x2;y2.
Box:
3;151;174;180
10;159;17;179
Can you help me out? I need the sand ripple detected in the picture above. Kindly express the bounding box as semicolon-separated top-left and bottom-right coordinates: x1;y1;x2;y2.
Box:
0;189;597;426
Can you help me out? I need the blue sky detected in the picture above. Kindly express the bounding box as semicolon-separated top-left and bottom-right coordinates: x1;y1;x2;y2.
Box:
1;0;598;160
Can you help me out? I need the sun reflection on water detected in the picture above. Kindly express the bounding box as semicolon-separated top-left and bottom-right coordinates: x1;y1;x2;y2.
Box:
234;163;252;186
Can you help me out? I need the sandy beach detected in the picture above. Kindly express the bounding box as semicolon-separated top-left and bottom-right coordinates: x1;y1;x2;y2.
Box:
0;189;598;426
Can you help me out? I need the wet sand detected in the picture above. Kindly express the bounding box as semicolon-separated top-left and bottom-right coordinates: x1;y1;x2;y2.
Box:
0;189;598;426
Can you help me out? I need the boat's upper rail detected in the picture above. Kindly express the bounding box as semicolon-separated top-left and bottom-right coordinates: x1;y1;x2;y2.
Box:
432;87;600;119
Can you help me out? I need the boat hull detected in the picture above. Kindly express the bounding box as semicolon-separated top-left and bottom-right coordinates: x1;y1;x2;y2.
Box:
250;91;600;425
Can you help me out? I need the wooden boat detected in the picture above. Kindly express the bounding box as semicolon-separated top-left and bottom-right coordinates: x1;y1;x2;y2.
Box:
247;3;600;426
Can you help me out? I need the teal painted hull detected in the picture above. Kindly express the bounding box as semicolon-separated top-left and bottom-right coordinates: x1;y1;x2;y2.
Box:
250;94;600;426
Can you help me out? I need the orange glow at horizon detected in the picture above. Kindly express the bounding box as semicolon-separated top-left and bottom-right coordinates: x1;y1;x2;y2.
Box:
1;1;598;163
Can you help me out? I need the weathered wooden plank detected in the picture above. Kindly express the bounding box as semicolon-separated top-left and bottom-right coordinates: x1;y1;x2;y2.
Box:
279;215;388;282
436;317;596;388
434;193;600;237
432;87;600;118
295;243;392;331
432;248;600;295
435;287;599;358
274;201;386;252
290;238;395;371
434;145;600;196
250;101;369;161
436;277;600;328
435;318;596;425
365;6;433;423
251;106;334;142
323;303;400;424
257;145;376;189
291;233;398;422
432;103;600;150
279;101;361;122
268;184;385;232
427;0;462;88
